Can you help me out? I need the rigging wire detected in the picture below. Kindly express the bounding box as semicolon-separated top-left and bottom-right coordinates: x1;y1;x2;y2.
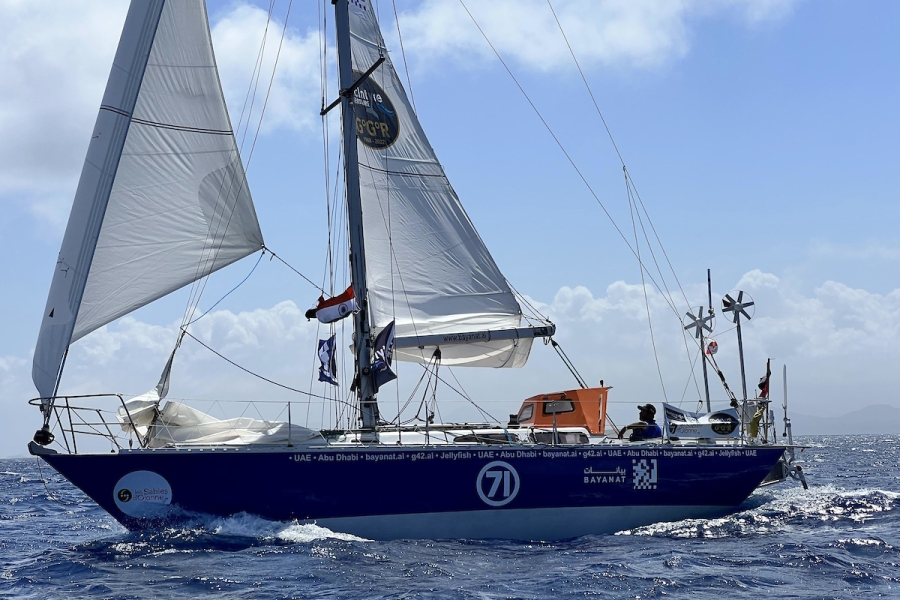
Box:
505;279;553;326
545;0;710;402
352;15;432;427
626;172;668;403
351;16;409;430
544;0;695;312
546;0;698;318
182;0;295;336
413;353;440;424
179;0;277;335
389;361;497;425
180;330;353;406
390;0;417;113
446;367;497;423
185;250;265;327
461;0;715;406
319;0;334;295
626;172;703;401
550;339;587;389
457;1;682;325
264;246;325;293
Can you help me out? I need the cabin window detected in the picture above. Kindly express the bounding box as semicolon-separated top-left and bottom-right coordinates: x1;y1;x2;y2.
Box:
518;404;534;421
533;431;589;445
542;399;575;415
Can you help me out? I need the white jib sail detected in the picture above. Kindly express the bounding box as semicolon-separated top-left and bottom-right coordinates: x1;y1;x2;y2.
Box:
348;0;536;368
33;0;263;400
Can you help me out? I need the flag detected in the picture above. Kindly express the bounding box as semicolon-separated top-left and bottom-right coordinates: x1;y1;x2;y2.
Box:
706;340;718;355
757;358;771;399
372;320;397;391
317;335;339;386
305;285;358;324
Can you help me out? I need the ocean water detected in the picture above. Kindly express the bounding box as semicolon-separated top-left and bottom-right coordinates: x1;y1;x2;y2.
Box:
1;436;898;599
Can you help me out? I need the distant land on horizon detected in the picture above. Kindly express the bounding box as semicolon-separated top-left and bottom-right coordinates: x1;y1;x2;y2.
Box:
790;404;900;436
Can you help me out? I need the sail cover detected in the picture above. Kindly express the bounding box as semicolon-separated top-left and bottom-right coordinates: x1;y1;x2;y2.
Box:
348;0;534;368
33;0;263;399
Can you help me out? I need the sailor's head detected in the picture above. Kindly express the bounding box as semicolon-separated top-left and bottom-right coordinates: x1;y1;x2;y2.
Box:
638;404;656;421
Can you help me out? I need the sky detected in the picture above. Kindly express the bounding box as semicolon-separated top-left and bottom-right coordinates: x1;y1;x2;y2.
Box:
1;0;899;457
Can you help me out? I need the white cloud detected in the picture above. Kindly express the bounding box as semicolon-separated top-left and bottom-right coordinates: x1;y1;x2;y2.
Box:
0;1;329;229
211;3;332;136
66;300;319;397
0;0;128;216
63;270;900;409
396;0;801;72
0;355;28;389
725;270;900;359
3;270;898;457
507;271;900;424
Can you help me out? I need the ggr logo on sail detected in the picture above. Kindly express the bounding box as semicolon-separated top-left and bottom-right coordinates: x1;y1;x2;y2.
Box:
476;461;520;507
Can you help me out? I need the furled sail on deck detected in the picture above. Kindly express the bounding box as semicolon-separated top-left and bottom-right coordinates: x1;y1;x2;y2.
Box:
348;0;547;368
33;0;264;400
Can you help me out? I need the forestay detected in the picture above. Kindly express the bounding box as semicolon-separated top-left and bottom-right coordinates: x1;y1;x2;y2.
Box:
33;0;263;400
348;0;543;368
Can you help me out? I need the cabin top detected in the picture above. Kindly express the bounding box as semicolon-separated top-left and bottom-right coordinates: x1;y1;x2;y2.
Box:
515;387;609;435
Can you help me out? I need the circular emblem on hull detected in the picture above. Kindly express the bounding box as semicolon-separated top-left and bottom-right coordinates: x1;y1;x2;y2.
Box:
113;471;172;518
476;461;520;507
352;72;399;149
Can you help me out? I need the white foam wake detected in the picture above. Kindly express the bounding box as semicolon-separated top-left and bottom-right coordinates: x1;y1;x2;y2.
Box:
616;484;899;538
210;512;369;543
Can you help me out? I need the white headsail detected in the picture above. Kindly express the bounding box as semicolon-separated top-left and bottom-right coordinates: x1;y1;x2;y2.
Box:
347;0;550;368
33;0;263;400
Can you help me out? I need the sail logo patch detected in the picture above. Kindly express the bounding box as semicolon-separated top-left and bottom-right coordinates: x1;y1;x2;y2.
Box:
633;458;658;490
476;461;520;507
113;471;172;518
708;413;739;435
352;72;399;150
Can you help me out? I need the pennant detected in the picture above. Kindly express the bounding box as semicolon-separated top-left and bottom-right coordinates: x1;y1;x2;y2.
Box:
305;285;358;324
317;335;339;386
758;358;771;399
372;320;397;391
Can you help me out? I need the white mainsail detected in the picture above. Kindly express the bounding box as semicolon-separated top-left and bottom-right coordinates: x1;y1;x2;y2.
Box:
348;0;546;368
33;0;263;400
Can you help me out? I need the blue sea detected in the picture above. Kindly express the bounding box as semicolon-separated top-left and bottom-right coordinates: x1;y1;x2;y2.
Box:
1;436;898;599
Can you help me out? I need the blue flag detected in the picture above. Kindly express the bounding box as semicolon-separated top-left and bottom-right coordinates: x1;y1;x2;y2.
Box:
317;335;338;386
372;320;397;391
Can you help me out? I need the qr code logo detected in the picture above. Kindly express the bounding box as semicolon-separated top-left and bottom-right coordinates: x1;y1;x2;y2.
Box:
632;458;658;490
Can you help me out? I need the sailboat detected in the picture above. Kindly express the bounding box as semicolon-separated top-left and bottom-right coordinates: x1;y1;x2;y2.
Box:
27;0;802;541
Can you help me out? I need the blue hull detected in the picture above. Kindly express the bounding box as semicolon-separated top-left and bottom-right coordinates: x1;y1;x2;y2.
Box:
32;444;785;540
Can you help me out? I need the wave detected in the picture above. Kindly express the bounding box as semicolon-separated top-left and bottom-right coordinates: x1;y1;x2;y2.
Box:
211;512;369;543
617;485;899;539
73;511;369;560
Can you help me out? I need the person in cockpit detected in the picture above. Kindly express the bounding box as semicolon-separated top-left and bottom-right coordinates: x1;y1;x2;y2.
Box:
637;404;662;439
618;403;663;442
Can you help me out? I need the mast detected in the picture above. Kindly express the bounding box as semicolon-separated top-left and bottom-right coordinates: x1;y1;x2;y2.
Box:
335;0;378;429
722;291;754;401
701;269;712;412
